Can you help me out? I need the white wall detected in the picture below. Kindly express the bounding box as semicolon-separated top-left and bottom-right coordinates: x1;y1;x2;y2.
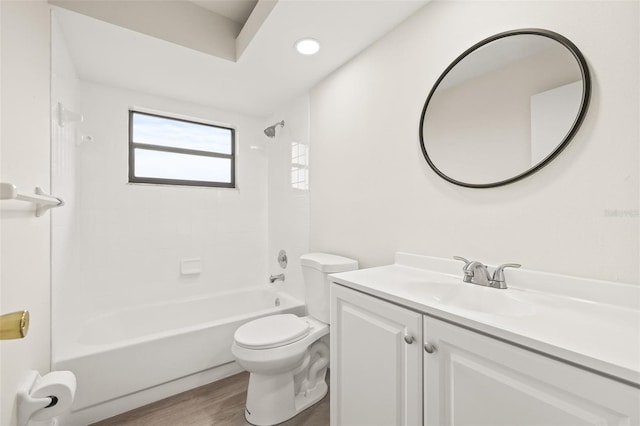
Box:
0;2;52;425
51;12;81;364
266;96;311;302
309;0;639;284
53;80;269;357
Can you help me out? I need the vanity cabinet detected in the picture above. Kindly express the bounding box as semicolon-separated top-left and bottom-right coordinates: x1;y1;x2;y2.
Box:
330;284;423;426
423;316;640;426
330;282;639;426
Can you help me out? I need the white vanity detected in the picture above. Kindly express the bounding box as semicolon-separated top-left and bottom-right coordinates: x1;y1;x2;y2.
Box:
329;253;640;426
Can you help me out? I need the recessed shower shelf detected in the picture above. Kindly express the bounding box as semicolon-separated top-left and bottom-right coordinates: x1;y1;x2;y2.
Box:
0;182;64;217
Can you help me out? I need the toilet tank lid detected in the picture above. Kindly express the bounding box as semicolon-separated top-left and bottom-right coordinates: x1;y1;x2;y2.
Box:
300;253;358;273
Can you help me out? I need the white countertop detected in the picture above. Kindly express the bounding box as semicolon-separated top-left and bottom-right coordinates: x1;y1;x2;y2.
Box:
330;253;640;386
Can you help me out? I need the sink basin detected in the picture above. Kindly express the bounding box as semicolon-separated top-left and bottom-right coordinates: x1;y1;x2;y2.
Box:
395;280;536;316
436;285;536;316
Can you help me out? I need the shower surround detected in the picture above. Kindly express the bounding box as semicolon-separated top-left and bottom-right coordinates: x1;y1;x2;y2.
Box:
51;15;311;423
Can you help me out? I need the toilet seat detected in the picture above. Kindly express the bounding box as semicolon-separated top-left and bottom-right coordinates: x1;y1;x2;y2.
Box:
235;314;310;349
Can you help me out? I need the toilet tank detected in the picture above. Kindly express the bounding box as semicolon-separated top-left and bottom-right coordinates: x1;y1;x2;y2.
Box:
301;253;358;324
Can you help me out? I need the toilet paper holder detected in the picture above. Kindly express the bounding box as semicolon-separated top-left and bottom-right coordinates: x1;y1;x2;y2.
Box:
17;370;76;426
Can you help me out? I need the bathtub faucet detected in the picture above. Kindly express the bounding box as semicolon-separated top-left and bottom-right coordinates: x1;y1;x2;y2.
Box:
269;273;285;284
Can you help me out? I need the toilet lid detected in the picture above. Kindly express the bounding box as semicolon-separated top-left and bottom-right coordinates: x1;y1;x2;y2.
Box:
234;314;310;349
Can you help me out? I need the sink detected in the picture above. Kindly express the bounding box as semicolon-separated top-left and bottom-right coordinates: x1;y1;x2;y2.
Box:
395;280;536;316
436;285;536;316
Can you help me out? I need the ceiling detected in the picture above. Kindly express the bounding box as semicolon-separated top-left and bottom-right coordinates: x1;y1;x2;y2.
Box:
190;0;258;24
53;0;429;117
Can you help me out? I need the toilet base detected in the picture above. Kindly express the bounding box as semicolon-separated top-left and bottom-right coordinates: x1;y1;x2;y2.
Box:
293;378;328;415
244;370;328;426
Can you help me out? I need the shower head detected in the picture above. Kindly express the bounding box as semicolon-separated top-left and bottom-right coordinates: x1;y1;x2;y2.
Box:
264;120;285;138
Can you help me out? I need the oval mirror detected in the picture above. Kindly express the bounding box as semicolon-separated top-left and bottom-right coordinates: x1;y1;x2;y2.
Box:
419;29;590;188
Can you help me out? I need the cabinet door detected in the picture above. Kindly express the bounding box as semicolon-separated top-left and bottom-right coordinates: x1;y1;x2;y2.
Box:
331;284;422;426
424;316;640;426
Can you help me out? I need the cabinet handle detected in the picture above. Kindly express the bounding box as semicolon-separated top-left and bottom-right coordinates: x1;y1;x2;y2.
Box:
404;334;415;344
424;342;436;354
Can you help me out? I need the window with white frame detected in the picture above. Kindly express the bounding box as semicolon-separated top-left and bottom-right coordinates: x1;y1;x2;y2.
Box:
129;111;235;188
291;141;309;190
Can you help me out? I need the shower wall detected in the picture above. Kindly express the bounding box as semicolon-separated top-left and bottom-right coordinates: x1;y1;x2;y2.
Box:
51;13;82;360
76;81;267;304
266;96;311;302
53;81;269;342
51;19;315;370
51;22;271;354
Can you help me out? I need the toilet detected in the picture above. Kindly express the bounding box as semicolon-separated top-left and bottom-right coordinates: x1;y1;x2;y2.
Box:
232;253;358;426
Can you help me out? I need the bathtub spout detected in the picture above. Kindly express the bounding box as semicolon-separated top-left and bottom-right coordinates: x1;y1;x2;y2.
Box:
269;274;285;283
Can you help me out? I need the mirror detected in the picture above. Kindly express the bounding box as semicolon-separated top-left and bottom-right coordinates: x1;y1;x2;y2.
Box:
419;29;590;188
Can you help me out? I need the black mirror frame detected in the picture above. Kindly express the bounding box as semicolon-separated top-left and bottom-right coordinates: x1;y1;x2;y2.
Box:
418;28;591;188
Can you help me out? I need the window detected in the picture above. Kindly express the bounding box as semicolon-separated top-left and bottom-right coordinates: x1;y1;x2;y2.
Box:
129;111;235;188
291;141;309;191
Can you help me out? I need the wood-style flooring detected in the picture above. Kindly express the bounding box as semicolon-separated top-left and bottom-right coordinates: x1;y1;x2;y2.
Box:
91;372;330;426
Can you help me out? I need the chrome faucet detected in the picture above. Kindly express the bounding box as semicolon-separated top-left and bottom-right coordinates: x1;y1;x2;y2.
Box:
466;260;492;286
454;256;520;289
269;273;285;284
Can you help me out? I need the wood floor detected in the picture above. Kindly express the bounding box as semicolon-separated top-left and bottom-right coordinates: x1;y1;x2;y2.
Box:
92;372;330;426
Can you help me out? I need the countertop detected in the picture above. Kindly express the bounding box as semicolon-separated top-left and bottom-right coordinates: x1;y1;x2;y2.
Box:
330;253;640;387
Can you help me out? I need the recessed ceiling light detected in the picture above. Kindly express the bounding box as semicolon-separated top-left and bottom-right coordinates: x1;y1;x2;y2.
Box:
295;38;320;56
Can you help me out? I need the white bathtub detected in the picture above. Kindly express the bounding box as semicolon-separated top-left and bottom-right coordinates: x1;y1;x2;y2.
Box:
54;287;305;411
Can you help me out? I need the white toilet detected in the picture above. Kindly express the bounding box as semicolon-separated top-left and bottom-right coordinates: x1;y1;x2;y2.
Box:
232;253;358;426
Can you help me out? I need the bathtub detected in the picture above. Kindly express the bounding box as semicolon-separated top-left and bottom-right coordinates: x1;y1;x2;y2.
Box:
54;287;305;411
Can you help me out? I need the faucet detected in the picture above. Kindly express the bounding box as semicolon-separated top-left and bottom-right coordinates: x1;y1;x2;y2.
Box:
269;273;285;284
454;256;520;289
466;260;492;286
